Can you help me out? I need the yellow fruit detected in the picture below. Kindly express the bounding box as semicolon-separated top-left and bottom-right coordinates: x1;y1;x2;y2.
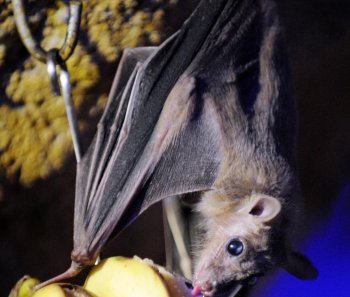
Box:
18;277;40;297
32;284;66;297
29;283;92;297
8;276;39;297
84;256;191;297
84;256;170;297
154;264;190;297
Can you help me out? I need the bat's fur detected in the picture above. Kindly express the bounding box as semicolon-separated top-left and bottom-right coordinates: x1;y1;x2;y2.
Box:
191;0;317;294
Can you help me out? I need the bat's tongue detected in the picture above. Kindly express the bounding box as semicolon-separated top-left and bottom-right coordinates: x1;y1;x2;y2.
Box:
191;285;202;296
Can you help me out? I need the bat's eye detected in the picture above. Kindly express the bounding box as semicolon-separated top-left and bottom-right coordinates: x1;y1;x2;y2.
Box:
227;239;244;256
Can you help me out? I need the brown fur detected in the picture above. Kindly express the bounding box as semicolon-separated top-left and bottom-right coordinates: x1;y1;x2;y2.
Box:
191;1;316;294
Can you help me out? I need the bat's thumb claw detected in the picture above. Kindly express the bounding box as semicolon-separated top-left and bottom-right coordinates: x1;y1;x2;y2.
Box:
34;261;84;290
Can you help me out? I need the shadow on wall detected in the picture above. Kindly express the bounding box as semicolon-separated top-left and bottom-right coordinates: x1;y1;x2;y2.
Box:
251;180;350;297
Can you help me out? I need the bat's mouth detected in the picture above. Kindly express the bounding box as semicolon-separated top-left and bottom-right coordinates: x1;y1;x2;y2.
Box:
207;275;260;297
210;280;242;297
192;280;242;297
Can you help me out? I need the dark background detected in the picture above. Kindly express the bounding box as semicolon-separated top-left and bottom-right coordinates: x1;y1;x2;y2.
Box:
1;0;350;296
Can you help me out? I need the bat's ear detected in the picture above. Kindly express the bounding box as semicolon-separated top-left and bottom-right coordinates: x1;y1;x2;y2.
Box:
243;194;282;223
283;251;318;280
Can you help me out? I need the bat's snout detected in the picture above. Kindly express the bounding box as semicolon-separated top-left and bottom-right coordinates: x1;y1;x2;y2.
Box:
192;281;216;296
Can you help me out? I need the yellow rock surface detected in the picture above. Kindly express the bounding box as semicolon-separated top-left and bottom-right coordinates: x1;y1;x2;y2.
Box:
0;0;166;185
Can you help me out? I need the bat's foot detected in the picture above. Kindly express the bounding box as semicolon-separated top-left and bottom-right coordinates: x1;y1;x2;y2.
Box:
34;261;84;290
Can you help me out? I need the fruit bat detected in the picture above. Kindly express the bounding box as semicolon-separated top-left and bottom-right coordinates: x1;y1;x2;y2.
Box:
41;0;318;295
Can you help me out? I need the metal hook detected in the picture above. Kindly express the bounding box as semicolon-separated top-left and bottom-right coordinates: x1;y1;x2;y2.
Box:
58;60;82;163
12;1;83;163
46;49;61;96
46;49;82;162
12;0;82;63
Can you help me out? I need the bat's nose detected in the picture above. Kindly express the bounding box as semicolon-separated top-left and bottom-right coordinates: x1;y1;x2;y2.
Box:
192;285;202;296
192;281;216;296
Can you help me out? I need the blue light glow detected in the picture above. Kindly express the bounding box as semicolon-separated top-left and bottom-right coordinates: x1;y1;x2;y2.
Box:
251;181;350;297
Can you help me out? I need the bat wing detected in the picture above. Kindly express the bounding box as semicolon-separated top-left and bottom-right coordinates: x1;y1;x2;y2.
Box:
74;46;157;220
72;0;291;264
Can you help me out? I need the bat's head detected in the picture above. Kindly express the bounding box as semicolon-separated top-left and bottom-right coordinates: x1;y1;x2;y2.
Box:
193;192;318;296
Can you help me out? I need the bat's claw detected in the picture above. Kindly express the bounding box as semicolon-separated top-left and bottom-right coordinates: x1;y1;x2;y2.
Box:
35;261;84;290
